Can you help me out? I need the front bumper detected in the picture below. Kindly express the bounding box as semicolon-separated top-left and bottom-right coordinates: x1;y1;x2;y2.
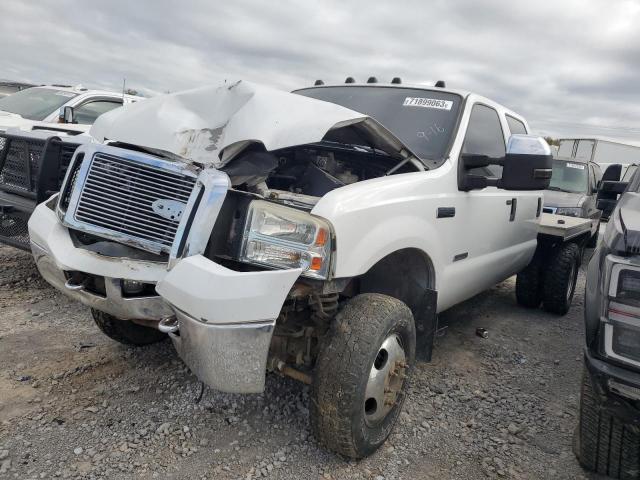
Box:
156;255;301;393
585;348;640;423
28;203;173;321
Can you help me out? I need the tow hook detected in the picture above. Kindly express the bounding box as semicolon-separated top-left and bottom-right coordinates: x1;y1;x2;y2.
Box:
64;277;87;291
158;316;179;333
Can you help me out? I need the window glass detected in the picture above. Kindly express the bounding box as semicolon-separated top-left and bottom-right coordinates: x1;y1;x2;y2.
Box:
296;86;462;161
557;140;575;158
73;100;122;125
593;163;603;184
548;160;589;193
623;165;638;182
0;87;78;121
462;104;505;177
589;165;597;192
506;115;527;135
575;140;595;161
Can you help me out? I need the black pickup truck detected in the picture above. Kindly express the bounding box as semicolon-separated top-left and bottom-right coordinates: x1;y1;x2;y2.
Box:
0;130;84;249
576;168;640;478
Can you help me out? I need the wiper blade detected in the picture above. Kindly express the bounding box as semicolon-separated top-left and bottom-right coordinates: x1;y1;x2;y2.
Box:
317;140;390;156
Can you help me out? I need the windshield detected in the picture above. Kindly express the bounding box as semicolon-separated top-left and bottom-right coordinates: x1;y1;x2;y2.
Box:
0;87;78;121
548;160;589;193
295;86;462;161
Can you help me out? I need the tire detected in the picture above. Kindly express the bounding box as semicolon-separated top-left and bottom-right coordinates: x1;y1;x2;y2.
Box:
516;253;543;308
588;222;600;248
311;293;416;459
91;309;166;346
542;242;581;315
576;369;640;479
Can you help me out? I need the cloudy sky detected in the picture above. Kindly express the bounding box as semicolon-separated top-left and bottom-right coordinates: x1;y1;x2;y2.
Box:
1;0;639;141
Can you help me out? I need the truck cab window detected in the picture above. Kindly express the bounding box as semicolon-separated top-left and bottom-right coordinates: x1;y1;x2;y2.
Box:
506;115;527;135
462;104;506;177
73;100;123;125
575;140;595;161
557;140;576;158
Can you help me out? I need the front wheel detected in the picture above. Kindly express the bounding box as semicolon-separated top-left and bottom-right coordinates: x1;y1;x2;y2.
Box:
575;369;640;479
92;309;167;346
311;293;416;458
542;242;581;315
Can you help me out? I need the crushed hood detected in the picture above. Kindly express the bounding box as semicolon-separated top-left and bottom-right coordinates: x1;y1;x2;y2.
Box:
90;80;415;168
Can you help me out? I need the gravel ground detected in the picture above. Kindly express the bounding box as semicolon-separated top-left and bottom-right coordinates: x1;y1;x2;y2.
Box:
0;244;598;480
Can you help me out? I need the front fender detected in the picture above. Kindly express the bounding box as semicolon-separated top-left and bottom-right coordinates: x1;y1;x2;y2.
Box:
332;212;442;281
585;246;606;349
311;169;452;283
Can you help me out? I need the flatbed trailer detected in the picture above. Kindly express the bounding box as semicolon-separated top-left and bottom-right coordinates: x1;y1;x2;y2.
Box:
516;213;593;315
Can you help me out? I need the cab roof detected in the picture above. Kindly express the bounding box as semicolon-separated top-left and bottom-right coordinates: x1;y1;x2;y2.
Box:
35;84;144;101
297;82;526;124
557;136;640;148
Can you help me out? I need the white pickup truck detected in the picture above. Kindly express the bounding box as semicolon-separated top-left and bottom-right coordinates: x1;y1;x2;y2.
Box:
0;84;141;134
28;79;552;458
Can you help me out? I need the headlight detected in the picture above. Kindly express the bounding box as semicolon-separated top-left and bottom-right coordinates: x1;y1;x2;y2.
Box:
616;269;640;307
555;207;582;217
601;258;640;367
240;200;332;279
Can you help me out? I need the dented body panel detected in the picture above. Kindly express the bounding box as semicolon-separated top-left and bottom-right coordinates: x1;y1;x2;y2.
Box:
90;81;415;167
28;202;173;320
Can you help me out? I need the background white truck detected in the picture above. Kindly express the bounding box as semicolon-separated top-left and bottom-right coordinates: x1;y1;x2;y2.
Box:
557;137;640;172
29;79;553;458
0;84;141;134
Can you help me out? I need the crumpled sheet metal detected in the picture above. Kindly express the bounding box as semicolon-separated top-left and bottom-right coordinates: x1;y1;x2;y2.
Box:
90;80;409;167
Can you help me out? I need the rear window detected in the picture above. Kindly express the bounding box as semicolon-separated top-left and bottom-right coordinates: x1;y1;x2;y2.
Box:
0;87;78;121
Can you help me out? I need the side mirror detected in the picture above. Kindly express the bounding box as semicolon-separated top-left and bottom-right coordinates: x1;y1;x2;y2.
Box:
499;135;553;190
596;179;629;216
458;135;552;191
602;164;622;182
597;198;618;211
59;106;75;124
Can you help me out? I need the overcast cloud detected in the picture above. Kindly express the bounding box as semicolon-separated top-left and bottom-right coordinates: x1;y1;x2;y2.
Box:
1;0;639;141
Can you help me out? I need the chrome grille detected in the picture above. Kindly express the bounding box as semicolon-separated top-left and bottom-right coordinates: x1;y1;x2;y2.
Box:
74;152;197;253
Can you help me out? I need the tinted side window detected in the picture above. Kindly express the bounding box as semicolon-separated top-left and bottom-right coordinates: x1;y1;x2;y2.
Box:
462;104;506;177
589;165;597;192
506;115;527;135
73;100;122;125
624;165;638;182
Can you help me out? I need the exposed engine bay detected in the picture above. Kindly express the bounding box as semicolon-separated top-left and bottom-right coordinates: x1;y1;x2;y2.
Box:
222;140;423;209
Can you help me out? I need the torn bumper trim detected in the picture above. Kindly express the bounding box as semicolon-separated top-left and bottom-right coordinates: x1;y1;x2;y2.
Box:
28;203;173;321
156;255;301;393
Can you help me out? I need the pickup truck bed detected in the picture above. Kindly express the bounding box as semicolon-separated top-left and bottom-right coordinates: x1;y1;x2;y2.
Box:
538;212;592;241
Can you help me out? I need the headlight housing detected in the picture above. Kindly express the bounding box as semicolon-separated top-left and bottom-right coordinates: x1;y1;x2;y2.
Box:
240;200;332;279
600;257;640;368
555;207;583;217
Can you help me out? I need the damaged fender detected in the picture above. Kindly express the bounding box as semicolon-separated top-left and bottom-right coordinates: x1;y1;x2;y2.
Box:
156;255;302;393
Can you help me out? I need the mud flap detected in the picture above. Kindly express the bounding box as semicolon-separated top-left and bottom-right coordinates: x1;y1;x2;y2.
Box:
415;288;438;362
